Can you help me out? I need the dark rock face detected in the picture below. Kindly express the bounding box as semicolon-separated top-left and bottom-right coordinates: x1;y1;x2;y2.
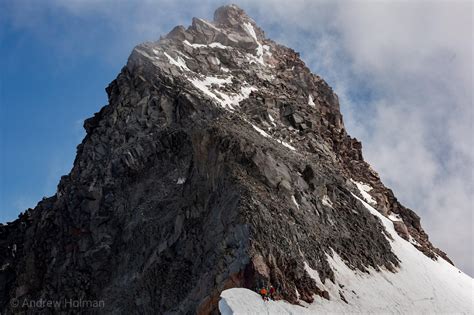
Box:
0;5;450;314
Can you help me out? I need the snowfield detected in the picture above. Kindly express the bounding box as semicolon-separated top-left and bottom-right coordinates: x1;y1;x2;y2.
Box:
219;190;474;314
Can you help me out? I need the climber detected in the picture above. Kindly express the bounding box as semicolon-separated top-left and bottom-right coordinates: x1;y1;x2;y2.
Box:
269;286;275;300
259;287;268;301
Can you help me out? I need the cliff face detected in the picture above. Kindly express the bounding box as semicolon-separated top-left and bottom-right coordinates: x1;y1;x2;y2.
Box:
0;5;453;314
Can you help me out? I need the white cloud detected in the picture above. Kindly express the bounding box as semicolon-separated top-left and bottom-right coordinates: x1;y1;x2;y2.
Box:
333;1;473;276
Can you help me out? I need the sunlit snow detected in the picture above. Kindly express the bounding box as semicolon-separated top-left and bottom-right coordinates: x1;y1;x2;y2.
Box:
183;40;207;48
164;52;190;71
242;22;264;65
351;179;377;205
291;195;300;209
308;94;316;107
183;40;231;50
209;42;230;49
250;123;296;151
219;194;474;314
251;124;270;138
388;213;403;222
321;195;333;208
188;75;257;110
268;114;277;127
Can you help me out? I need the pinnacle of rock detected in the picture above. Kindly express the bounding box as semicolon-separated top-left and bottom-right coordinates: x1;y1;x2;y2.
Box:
214;4;251;26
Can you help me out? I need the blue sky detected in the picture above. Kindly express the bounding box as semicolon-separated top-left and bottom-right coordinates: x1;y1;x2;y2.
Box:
1;1;472;274
1;12;113;221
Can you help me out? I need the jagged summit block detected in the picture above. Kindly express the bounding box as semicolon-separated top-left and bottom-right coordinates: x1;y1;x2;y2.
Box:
214;4;251;25
1;5;472;315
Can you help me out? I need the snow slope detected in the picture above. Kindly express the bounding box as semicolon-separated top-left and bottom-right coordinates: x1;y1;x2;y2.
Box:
219;190;474;314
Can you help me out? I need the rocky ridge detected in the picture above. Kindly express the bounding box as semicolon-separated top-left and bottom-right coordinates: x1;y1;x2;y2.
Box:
0;5;451;314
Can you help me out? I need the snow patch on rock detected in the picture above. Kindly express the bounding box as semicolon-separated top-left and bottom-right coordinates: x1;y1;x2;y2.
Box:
183;40;231;50
279;140;296;151
242;22;264;65
263;44;272;57
268;114;277;127
189;75;257;110
351;179;377;205
250;123;296;151
209;42;230;49
388;213;403;222
164;52;190;71
291;195;300;209
175;50;191;60
409;235;421;246
322;195;333;208
188;76;231;108
251;124;270;138
308;94;316;107
183;40;206;48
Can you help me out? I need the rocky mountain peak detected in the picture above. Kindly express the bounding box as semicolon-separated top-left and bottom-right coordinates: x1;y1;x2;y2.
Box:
135;4;345;156
0;5;465;315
